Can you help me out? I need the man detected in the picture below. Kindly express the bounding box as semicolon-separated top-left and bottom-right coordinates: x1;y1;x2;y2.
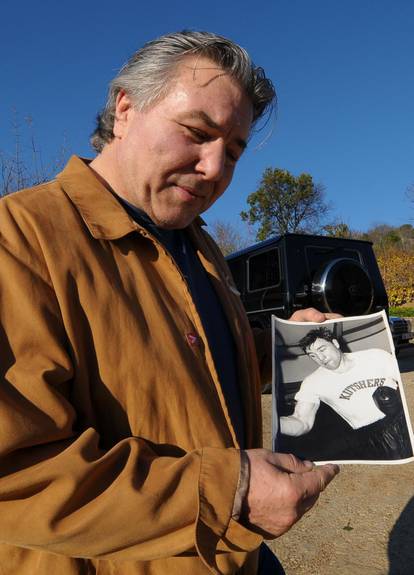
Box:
280;326;412;460
0;31;338;574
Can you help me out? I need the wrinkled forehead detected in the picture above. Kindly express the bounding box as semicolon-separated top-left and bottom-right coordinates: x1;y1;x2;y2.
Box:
171;55;252;106
175;54;238;84
163;55;253;136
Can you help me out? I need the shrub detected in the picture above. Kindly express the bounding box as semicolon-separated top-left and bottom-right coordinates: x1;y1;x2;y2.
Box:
376;249;414;307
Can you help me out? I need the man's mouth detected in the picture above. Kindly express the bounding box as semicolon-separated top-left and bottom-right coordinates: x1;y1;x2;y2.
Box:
172;183;208;202
180;185;203;198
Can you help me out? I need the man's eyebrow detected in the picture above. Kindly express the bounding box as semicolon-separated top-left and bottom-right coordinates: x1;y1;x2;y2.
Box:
184;110;247;150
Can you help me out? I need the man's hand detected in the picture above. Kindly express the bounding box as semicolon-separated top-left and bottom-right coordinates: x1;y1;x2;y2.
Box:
289;307;342;323
242;449;339;539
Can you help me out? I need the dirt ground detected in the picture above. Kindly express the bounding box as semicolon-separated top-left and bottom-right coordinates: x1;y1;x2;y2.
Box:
262;344;414;575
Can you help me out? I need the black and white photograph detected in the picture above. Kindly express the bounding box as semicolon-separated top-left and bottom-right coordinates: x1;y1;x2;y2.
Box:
272;310;414;464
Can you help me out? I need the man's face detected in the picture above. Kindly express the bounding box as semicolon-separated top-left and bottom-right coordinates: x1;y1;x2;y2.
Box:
305;338;343;370
110;56;253;229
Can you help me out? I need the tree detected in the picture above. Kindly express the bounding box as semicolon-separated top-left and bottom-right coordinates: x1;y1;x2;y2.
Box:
209;220;250;255
376;248;414;306
0;111;67;197
322;221;353;239
365;224;402;251
398;223;414;238
240;168;330;240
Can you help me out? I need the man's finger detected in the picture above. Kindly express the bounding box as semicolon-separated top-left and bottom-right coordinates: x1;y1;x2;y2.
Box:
297;463;340;497
289;307;343;323
290;307;326;322
315;463;339;491
324;312;343;320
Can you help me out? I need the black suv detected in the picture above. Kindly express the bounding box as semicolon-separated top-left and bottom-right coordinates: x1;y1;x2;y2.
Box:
389;316;414;353
226;233;388;329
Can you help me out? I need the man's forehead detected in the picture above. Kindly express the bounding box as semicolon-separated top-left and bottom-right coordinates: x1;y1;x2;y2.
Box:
163;57;253;141
173;56;251;109
177;55;231;83
307;338;332;351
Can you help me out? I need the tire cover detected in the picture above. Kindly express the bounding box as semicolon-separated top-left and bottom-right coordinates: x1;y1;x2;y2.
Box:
311;257;374;315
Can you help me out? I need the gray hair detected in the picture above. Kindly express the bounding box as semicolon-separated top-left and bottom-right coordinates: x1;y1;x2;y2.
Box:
90;30;276;152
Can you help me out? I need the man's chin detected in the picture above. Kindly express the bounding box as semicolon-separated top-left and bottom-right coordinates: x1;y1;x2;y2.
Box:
151;200;204;228
324;362;340;371
150;211;197;230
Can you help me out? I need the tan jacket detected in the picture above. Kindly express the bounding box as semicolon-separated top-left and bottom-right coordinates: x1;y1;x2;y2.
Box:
0;157;264;574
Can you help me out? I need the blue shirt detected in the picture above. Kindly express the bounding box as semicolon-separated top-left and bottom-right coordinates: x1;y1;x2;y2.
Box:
118;198;245;447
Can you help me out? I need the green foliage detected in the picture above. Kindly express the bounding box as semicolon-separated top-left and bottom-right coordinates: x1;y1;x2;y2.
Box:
389;306;414;317
240;167;330;241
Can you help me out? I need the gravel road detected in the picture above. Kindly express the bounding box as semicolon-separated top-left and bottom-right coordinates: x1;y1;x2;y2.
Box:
262;344;414;575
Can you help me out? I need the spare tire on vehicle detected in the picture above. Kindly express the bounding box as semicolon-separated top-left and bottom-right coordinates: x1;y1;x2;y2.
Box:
311;257;374;316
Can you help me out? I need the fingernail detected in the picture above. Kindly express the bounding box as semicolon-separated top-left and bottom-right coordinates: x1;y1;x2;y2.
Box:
303;460;315;469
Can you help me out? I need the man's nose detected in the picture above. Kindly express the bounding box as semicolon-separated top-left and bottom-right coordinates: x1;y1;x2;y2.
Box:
196;141;226;181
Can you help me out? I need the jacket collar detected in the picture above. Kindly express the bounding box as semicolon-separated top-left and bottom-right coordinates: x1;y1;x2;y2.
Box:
56;155;206;239
56;155;138;240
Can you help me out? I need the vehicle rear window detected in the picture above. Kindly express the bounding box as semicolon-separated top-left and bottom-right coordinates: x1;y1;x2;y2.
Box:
248;249;280;291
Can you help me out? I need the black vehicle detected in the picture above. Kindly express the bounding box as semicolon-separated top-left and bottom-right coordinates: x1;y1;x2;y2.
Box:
226;233;388;330
389;316;414;353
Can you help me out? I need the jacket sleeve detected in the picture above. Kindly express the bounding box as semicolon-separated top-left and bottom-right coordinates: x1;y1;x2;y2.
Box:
0;207;261;571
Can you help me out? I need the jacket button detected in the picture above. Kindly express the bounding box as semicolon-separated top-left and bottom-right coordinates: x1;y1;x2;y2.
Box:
186;332;199;346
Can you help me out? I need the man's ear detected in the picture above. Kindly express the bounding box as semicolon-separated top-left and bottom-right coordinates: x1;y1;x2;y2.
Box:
332;339;340;349
113;90;133;138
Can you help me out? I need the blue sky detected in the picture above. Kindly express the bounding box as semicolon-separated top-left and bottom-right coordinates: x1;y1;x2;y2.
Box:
1;0;413;235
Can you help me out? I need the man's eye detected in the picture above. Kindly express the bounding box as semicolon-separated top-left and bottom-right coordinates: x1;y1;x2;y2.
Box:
187;127;209;142
184;125;240;164
226;149;239;164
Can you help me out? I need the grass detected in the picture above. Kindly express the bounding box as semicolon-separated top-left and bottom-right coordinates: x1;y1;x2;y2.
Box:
389;306;414;317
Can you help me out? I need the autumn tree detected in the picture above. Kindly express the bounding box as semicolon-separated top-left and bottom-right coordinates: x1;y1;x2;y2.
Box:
376;249;414;306
209;220;250;255
241;168;330;240
398;224;414;251
362;222;414;307
365;224;403;250
322;221;353;239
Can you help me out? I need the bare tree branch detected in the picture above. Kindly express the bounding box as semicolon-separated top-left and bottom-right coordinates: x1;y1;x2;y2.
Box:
0;110;68;197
